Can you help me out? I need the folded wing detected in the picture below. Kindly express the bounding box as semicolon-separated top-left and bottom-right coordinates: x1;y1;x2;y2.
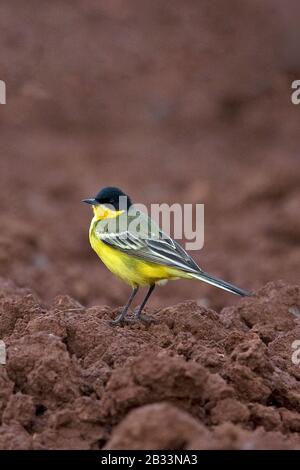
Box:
94;208;202;275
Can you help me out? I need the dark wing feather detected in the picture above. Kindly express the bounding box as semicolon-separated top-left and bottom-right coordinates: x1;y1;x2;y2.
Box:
94;208;202;274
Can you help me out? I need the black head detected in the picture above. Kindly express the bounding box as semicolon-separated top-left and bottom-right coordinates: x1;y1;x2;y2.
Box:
82;186;132;210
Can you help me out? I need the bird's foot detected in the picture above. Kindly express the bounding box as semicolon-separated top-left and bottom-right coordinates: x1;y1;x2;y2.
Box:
134;309;155;324
109;311;134;326
137;314;154;324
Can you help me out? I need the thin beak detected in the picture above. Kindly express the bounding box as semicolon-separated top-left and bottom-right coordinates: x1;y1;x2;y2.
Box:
82;198;97;205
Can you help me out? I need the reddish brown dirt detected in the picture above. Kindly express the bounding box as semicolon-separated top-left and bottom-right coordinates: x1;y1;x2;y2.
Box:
1;0;300;450
0;278;300;449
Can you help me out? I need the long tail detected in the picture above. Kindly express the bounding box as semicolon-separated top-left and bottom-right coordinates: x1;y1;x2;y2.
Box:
190;271;251;297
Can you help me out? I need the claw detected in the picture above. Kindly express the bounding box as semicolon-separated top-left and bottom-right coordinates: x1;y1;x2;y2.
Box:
108;316;123;326
109;312;134;326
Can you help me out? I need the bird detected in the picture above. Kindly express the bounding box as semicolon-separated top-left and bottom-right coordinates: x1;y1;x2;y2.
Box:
83;186;250;324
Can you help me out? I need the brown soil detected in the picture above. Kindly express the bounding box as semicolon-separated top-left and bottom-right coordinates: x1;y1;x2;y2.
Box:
1;0;300;450
0;278;300;449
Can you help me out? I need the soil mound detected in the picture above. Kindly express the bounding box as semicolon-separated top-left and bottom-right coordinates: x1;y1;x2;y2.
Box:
0;278;299;449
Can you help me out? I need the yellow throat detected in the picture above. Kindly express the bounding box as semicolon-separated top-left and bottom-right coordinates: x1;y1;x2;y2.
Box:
92;204;124;220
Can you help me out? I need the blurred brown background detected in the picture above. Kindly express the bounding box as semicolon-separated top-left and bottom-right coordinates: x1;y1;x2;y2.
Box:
0;0;299;310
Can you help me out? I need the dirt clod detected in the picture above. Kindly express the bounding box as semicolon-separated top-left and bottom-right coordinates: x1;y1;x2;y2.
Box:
0;278;299;449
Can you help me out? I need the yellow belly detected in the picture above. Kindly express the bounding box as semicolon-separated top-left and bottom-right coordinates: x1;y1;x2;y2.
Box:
90;233;182;287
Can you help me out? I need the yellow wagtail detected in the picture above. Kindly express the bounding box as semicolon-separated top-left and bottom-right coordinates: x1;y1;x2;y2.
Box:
83;187;250;324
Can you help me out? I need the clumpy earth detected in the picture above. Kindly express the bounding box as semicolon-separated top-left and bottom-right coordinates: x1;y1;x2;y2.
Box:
1;0;300;451
0;277;300;449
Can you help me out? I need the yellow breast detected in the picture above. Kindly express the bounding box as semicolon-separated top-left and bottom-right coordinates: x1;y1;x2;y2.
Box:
89;220;182;287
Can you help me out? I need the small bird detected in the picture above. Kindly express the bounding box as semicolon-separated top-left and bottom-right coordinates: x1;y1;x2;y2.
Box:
83;187;250;324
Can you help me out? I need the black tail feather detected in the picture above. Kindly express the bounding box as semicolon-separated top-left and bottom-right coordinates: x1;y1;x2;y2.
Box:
191;271;251;297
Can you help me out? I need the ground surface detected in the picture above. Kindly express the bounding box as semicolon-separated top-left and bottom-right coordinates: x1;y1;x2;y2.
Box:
0;278;300;449
0;0;300;450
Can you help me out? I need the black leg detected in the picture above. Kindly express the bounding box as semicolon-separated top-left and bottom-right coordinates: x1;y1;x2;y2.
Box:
135;284;155;322
110;286;139;325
